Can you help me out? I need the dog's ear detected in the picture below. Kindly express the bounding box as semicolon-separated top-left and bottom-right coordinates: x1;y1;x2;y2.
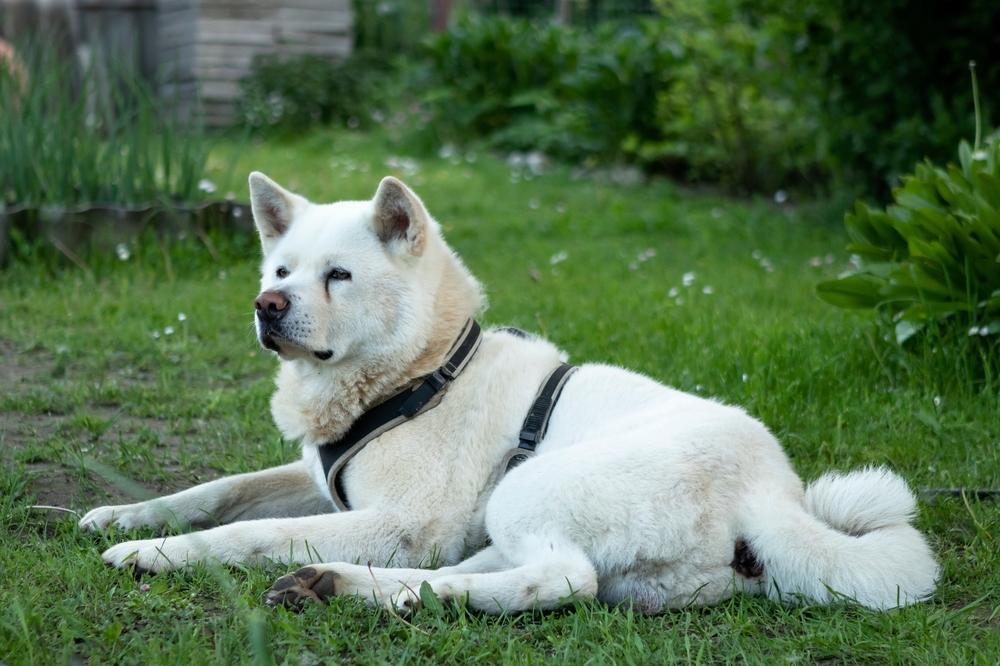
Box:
249;172;310;255
372;177;428;257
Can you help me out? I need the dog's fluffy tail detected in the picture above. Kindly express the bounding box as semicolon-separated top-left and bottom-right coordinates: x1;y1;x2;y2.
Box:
741;467;938;609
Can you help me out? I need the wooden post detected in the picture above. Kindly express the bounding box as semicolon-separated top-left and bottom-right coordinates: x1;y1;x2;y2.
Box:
431;0;451;31
555;0;570;25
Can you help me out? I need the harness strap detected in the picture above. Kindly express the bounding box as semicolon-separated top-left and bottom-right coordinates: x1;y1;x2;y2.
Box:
320;318;482;511
502;362;578;474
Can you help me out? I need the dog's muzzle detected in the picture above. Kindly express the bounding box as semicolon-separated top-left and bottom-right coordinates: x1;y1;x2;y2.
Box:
255;290;289;351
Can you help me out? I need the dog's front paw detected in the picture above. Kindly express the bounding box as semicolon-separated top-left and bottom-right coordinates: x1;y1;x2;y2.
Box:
79;503;158;532
101;535;198;573
265;566;343;609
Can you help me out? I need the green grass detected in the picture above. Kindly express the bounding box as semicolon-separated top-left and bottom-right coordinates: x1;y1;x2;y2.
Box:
1;128;999;664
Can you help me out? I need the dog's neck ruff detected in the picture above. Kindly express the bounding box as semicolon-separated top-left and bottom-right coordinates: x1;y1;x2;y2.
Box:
320;318;483;511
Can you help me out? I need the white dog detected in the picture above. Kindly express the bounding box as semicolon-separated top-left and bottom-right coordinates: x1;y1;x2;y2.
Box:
80;174;938;613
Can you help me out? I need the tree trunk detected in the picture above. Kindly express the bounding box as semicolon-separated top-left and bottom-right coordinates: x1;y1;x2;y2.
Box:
431;0;451;32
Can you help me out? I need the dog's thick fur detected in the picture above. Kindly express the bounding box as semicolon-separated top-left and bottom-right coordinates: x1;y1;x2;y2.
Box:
80;174;938;613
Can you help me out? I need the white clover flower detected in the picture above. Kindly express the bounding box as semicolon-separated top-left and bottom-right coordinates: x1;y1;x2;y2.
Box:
198;179;216;194
178;313;187;321
116;243;131;261
703;286;714;294
682;272;696;286
668;287;679;298
164;327;175;335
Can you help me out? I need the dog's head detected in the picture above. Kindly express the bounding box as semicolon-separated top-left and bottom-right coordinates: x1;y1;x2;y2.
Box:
249;173;482;372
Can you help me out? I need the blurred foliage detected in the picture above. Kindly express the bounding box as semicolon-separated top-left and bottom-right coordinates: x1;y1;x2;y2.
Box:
418;18;674;164
237;52;392;135
232;0;999;196
760;0;1000;196
816;135;1000;362
475;0;657;24
418;9;829;192
0;41;210;207
354;0;431;56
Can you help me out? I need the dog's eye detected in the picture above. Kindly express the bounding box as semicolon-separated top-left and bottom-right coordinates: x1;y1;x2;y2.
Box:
276;267;289;279
327;268;351;281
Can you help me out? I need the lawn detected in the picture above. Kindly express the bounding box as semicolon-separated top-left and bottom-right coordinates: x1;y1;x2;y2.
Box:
2;128;999;664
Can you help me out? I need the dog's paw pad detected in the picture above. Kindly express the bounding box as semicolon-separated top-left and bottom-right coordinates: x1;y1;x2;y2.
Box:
264;567;341;609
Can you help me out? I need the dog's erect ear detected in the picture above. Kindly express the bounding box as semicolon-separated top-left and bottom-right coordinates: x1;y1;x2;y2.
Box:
249;171;310;255
372;176;428;256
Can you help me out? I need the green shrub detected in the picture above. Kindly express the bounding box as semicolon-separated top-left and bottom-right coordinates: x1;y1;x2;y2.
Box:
816;136;1000;354
635;0;830;192
237;53;387;134
418;10;829;192
750;0;1000;196
419;17;677;162
0;41;210;207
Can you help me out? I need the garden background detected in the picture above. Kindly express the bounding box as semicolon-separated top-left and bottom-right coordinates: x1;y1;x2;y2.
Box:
2;0;1000;663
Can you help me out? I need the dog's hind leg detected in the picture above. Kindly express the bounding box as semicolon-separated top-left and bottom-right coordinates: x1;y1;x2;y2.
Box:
394;538;598;615
266;545;514;608
79;461;334;531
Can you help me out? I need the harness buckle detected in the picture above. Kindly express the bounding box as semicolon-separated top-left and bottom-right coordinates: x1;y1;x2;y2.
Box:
501;447;535;474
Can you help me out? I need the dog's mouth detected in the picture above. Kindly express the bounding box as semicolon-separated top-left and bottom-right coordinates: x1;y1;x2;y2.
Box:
260;333;281;353
259;333;334;361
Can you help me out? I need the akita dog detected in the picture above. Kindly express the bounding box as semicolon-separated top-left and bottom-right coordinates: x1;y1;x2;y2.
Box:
80;174;938;613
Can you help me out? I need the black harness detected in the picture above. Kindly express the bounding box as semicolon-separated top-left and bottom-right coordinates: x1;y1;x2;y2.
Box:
318;320;576;511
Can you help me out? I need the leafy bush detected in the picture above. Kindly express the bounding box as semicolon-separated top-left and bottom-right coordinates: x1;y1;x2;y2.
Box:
418;10;829;192
237;53;387;134
751;0;1000;195
635;0;830;191
419;17;678;162
816;136;1000;351
0;41;210;207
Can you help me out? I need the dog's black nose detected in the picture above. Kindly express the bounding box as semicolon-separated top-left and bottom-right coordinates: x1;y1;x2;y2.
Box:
255;290;289;322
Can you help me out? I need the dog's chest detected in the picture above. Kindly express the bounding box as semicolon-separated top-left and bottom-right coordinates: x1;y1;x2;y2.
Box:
303;334;565;516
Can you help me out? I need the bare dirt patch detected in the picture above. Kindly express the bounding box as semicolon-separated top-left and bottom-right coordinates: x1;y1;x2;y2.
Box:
2;339;222;511
3;408;221;511
0;337;55;391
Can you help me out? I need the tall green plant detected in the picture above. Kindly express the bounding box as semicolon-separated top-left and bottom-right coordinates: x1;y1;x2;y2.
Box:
816;136;1000;348
0;41;210;208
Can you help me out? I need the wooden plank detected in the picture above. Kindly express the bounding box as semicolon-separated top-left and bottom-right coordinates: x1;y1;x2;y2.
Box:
194;54;255;68
199;79;240;100
197;66;250;82
198;33;274;47
272;21;351;36
198;18;274;34
195;43;274;59
275;42;352;58
274;8;352;26
78;0;155;9
201;0;350;12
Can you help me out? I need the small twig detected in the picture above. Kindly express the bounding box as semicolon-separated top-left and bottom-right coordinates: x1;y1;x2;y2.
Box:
27;505;81;517
367;563;426;634
51;238;93;276
155;233;175;282
920;488;1000;502
863;329;896;389
193;225;219;261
